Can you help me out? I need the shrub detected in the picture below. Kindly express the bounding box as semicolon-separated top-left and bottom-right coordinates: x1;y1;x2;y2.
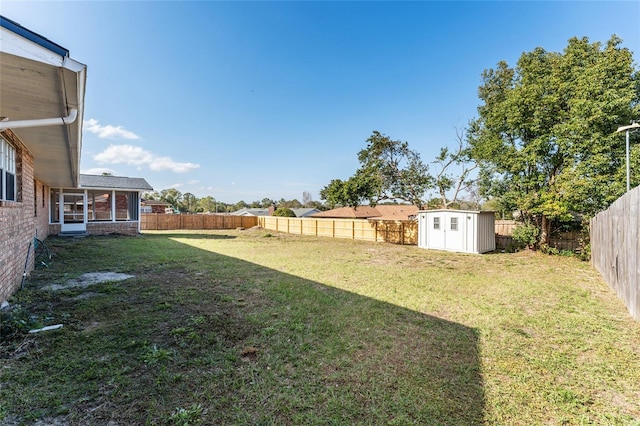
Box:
273;207;296;217
539;243;559;255
512;223;539;250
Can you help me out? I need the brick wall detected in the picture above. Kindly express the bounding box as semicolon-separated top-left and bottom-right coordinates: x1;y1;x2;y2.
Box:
87;221;139;236
34;179;50;240
0;131;41;302
50;222;140;236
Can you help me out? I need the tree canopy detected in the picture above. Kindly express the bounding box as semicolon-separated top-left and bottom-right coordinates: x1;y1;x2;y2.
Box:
320;131;433;208
272;207;296;217
468;35;639;244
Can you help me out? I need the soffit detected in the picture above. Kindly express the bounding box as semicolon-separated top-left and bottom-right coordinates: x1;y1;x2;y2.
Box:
0;51;84;188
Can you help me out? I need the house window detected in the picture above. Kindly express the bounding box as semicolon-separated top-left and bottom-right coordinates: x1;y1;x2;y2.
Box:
0;136;17;201
450;217;458;231
433;217;440;230
87;190;112;221
34;180;37;216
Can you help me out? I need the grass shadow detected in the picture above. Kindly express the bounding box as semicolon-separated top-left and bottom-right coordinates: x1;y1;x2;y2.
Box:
1;233;484;425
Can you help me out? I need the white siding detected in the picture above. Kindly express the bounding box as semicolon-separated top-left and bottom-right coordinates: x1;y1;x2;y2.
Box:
417;210;495;254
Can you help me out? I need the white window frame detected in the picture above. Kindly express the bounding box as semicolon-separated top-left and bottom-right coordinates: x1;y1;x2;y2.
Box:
0;136;17;202
450;217;458;231
433;217;441;230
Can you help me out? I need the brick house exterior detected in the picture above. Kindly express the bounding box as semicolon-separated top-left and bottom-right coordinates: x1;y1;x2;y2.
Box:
0;16;151;303
0;131;50;299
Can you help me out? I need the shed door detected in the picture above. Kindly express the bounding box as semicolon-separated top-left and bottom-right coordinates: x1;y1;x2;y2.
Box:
429;214;446;249
446;213;466;252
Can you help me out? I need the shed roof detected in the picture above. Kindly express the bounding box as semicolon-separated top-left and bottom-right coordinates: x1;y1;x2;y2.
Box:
79;174;153;191
417;209;495;215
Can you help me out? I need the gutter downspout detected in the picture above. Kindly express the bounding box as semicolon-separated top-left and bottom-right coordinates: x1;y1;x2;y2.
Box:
0;108;78;131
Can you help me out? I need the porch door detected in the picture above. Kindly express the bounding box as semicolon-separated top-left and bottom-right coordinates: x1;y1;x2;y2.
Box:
61;192;86;233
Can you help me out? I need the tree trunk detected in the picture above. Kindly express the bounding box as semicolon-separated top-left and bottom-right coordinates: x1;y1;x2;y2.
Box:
540;215;551;246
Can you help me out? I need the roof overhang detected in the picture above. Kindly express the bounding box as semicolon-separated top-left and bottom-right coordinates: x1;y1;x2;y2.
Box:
0;17;86;188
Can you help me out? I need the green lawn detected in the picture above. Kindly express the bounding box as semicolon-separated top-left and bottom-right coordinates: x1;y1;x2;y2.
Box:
1;230;639;425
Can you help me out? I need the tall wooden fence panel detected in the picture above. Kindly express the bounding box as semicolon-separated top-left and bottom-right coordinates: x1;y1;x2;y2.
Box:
494;220;580;251
141;214;258;230
258;217;418;245
591;186;640;322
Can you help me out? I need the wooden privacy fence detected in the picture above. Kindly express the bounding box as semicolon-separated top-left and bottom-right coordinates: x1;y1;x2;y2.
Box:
591;186;639;322
142;214;581;250
258;216;418;245
494;220;581;251
141;213;258;230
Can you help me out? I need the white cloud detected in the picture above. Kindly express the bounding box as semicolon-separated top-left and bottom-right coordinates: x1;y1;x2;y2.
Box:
94;144;200;173
84;118;141;140
150;156;200;173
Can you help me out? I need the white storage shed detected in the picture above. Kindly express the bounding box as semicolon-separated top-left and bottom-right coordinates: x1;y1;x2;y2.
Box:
417;210;496;254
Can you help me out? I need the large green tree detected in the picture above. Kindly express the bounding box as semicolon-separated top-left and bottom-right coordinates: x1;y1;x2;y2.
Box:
159;188;183;211
320;131;433;208
181;192;198;213
468;35;639;245
197;196;217;213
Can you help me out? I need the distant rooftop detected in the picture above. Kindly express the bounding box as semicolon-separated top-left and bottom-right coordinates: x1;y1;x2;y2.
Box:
311;205;418;220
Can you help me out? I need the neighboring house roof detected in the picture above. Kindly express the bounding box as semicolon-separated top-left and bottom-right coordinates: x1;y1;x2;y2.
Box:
373;205;419;220
0;15;87;188
311;206;383;219
230;208;272;216
141;200;171;206
291;208;321;218
79;174;153;191
311;205;418;220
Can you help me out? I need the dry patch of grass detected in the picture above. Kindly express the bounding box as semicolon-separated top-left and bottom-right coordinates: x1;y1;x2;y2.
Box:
1;230;639;425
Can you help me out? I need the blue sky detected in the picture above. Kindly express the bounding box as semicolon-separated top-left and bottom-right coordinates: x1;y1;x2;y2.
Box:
2;1;639;204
